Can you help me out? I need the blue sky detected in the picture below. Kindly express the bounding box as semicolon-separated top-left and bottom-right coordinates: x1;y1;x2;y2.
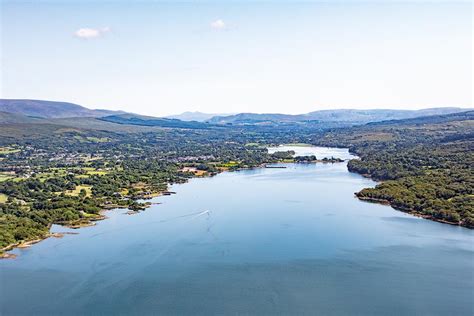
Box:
1;1;472;116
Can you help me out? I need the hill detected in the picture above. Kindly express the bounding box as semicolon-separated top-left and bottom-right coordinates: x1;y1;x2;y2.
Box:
207;108;471;125
207;113;306;124
0;99;124;118
165;111;233;122
0;111;48;124
99;114;213;129
0;114;164;143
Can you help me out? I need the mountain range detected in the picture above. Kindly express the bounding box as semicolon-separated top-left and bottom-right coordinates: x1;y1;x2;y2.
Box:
0;99;471;128
206;108;470;125
165;111;233;122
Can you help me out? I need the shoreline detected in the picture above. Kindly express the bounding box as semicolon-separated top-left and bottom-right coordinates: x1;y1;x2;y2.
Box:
345;158;472;229
0;232;76;259
0;201;151;258
0;178;197;258
3;145;468;258
1;157;340;259
356;192;470;229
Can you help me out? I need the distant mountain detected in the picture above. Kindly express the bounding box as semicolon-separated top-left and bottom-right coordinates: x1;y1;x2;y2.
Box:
0;99;125;118
366;110;474;126
100;114;213;129
165;111;234;122
1;98;469;128
207;108;471;125
305;108;470;123
207;113;305;124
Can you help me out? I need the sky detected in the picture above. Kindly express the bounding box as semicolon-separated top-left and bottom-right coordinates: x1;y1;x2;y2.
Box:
1;1;472;116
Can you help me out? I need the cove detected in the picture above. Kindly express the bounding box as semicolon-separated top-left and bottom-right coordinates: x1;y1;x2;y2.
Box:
1;147;472;315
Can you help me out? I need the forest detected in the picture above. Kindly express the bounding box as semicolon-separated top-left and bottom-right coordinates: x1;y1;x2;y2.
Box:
314;111;474;227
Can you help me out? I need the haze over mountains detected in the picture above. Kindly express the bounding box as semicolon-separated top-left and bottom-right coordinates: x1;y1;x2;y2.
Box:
205;108;469;125
165;111;233;122
0;99;471;129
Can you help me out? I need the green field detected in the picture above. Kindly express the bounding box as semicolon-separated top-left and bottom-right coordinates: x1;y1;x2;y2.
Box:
65;185;92;197
86;137;109;143
218;161;239;168
0;147;20;155
83;167;108;175
73;135;110;143
0;174;13;182
35;167;108;181
0;193;8;203
283;143;312;147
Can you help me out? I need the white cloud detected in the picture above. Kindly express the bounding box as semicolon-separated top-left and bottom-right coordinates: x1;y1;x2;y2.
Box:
210;19;226;30
74;27;110;39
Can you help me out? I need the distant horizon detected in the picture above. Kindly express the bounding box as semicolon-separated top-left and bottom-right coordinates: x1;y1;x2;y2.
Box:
1;1;472;116
143;105;474;117
0;98;472;118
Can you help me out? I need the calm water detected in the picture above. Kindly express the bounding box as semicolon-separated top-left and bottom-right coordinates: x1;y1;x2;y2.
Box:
1;147;473;315
267;145;354;159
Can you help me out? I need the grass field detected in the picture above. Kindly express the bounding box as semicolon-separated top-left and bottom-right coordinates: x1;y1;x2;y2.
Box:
36;169;68;182
283;143;313;147
86;137;109;143
0;193;8;203
83;167;108;175
66;185;92;196
87;170;108;175
218;161;239;168
65;185;92;197
73;135;110;143
0;174;13;182
36;167;108;181
0;147;20;155
75;175;89;179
